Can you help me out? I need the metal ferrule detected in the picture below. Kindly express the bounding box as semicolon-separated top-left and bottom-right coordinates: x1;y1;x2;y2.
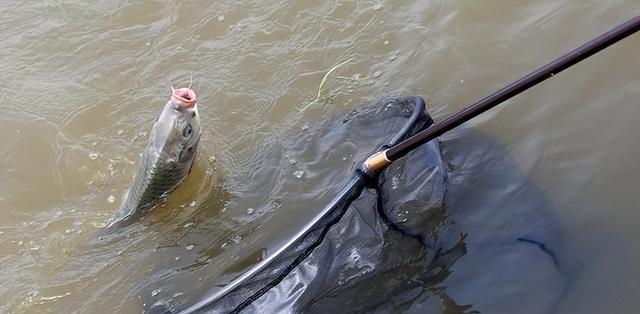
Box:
363;150;392;175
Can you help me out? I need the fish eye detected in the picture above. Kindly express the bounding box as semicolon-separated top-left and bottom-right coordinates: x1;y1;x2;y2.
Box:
183;124;192;137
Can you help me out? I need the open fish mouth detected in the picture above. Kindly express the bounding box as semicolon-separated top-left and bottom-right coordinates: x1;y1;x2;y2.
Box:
172;87;197;108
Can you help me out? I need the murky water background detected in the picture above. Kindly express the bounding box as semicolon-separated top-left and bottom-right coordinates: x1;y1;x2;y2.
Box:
1;0;639;313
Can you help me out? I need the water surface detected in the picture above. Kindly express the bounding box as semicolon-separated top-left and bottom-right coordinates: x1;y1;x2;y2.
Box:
0;0;639;313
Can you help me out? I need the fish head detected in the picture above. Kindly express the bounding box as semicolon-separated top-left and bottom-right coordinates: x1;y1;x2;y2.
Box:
149;87;201;164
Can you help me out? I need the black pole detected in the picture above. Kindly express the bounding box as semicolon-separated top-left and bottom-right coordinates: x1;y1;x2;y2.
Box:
385;15;640;162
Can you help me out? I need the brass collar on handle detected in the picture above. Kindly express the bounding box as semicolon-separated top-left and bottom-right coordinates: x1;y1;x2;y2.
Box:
363;149;392;174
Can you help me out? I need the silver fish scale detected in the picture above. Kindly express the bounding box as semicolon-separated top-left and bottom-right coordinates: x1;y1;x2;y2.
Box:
111;148;191;226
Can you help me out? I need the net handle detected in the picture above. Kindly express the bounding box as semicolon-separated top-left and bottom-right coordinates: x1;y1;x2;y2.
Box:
365;15;640;172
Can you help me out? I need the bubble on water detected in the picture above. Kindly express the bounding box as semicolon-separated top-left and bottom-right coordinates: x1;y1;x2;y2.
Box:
373;4;382;10
231;235;242;244
64;229;75;234
29;245;40;251
151;289;161;297
183;222;195;228
373;70;382;78
145;42;151;46
88;152;99;160
293;170;305;178
190;201;196;207
391;173;400;190
174;256;181;261
106;195;116;204
91;221;107;228
221;242;228;249
301;125;309;132
288;157;297;165
246;208;255;215
218;15;225;22
117;129;124;135
25;289;40;303
208;156;216;163
383;40;389;46
271;199;282;210
107;163;116;176
186;245;194;251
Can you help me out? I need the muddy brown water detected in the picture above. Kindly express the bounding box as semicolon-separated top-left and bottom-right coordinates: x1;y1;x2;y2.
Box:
0;1;639;313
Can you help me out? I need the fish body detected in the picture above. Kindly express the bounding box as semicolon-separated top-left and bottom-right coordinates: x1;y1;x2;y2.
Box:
108;88;201;227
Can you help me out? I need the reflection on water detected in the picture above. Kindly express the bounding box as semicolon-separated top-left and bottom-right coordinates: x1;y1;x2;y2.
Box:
0;0;639;313
436;130;567;314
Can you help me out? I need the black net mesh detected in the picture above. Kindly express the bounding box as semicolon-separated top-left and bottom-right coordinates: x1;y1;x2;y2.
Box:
175;96;465;314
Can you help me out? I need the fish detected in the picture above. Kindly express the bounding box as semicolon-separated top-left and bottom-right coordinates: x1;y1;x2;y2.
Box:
108;87;201;227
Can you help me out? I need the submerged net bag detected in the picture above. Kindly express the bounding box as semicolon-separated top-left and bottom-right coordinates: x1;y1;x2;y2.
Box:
171;96;465;314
